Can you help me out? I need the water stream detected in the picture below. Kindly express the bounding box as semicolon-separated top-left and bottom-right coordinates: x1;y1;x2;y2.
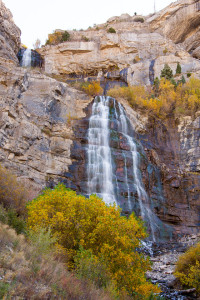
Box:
87;96;165;240
87;96;116;205
21;48;32;67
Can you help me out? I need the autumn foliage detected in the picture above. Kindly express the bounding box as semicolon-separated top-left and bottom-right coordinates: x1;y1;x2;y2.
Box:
0;164;27;214
174;243;200;293
27;184;160;298
108;77;200;118
82;81;103;96
46;30;70;45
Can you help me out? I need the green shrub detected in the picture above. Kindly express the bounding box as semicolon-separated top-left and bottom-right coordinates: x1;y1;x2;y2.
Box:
75;247;111;289
61;31;70;42
0;282;10;298
7;209;26;234
170;77;177;87
134;17;144;23
175;243;200;293
176;62;182;74
107;27;116;33
82;35;89;42
160;64;173;80
0;204;26;234
28;227;57;256
187;72;192;78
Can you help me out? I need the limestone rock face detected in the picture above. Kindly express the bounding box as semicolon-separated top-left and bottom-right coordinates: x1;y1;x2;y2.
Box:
0;59;91;195
147;0;200;59
0;1;21;63
38;1;200;86
141;116;200;235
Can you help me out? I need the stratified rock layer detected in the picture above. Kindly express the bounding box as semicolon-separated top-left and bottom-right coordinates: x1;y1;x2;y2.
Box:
0;0;21;63
0;59;90;196
38;0;200;86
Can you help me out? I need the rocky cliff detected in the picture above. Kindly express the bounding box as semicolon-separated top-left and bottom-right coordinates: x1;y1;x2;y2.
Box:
0;2;90;195
0;0;20;63
148;0;200;59
38;0;200;86
0;1;199;237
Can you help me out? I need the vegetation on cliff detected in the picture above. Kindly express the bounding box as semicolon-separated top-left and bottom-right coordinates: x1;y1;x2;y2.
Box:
45;30;70;45
70;80;103;96
108;76;200;119
175;243;200;293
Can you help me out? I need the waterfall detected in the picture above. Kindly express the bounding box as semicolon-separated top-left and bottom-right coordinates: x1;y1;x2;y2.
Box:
118;103;158;241
87;96;167;240
22;49;32;67
87;96;116;205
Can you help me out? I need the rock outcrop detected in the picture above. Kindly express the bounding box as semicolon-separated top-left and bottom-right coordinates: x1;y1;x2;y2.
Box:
39;31;200;86
0;60;90;195
38;0;200;86
148;0;200;59
0;0;21;63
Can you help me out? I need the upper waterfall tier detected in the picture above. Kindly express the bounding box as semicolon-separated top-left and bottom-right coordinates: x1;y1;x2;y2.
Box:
22;49;32;68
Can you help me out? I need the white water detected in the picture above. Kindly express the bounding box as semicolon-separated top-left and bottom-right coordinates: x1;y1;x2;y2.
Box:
22;49;31;67
118;103;158;241
87;96;116;205
87;96;160;240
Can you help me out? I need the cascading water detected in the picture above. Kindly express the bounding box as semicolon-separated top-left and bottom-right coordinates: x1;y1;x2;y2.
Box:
22;49;32;67
87;96;116;205
87;96;167;240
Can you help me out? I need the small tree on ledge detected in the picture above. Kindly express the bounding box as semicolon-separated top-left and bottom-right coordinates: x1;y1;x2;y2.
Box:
161;63;173;80
176;62;182;75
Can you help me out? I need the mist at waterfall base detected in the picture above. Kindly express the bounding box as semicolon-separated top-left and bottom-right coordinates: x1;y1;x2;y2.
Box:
87;96;172;241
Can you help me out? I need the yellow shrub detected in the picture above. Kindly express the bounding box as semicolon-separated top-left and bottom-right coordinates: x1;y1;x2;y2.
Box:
27;184;160;297
83;81;103;96
108;77;200;118
174;243;200;293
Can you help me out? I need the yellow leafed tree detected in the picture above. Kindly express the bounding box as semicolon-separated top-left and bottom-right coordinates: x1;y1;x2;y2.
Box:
27;184;160;297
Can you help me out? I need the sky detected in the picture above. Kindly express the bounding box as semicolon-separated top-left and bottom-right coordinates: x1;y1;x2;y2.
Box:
3;0;175;48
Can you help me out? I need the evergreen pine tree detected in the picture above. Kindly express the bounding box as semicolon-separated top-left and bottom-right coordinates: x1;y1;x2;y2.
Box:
181;75;186;84
176;62;182;74
161;64;173;80
153;77;160;96
170;77;177;87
